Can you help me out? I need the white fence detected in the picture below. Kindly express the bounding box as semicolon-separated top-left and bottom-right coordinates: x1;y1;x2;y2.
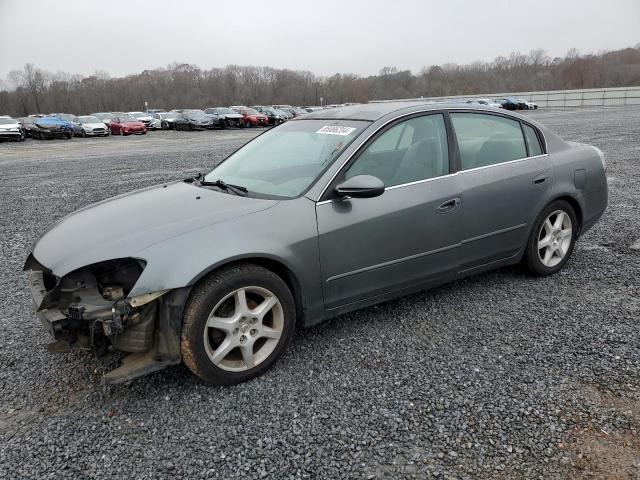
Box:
372;86;640;107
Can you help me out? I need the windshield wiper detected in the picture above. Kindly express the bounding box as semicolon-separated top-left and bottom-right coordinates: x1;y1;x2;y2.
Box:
200;178;248;196
188;173;248;196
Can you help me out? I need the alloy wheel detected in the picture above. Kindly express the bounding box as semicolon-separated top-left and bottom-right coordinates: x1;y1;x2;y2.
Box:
537;210;572;267
203;286;284;372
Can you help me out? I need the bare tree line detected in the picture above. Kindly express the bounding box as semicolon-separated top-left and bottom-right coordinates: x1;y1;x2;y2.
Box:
1;46;640;117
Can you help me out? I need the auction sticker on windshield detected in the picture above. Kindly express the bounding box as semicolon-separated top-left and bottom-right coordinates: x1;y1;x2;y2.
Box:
316;125;357;136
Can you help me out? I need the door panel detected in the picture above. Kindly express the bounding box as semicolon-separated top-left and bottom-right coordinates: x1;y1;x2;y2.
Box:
317;176;462;309
458;158;550;271
449;112;551;272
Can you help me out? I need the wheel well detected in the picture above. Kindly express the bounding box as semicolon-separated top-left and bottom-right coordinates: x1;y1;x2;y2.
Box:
197;258;305;322
554;195;583;235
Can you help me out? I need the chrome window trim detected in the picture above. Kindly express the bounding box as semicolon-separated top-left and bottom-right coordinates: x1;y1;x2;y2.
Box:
316;153;549;206
458;153;549;174
315;107;548;203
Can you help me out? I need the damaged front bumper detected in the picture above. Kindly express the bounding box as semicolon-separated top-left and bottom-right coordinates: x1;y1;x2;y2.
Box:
25;255;190;384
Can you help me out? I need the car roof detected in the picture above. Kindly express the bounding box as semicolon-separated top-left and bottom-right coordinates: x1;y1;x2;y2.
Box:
299;101;508;122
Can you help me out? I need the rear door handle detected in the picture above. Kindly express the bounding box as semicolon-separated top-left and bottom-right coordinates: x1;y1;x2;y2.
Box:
436;197;461;213
533;173;548;185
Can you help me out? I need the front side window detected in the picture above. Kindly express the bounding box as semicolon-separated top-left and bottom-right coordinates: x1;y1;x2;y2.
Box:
205;120;367;198
451;113;527;170
345;114;449;187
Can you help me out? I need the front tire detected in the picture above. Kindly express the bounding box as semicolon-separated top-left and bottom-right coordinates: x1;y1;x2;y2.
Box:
181;264;296;385
524;200;577;276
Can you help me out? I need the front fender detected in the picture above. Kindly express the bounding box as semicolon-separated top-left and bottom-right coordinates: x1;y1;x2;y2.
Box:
130;198;324;317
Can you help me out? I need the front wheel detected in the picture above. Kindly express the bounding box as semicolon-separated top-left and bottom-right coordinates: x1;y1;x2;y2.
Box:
523;200;577;276
181;264;295;385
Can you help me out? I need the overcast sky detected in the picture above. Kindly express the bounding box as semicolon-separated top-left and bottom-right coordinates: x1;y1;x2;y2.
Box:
1;0;638;81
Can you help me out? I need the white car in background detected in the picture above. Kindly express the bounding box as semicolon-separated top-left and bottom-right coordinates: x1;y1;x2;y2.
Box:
91;112;115;126
75;116;110;137
468;98;503;108
129;111;155;129
518;99;539;110
152;111;181;130
0;117;25;141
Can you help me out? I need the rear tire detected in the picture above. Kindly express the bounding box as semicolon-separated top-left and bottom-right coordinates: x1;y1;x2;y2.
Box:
181;263;295;385
523;200;577;276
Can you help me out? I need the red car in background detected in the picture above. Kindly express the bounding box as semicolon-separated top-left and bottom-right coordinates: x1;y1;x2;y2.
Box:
108;114;147;136
235;108;269;128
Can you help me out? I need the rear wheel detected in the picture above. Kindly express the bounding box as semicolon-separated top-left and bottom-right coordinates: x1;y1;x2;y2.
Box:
524;200;577;276
181;264;295;385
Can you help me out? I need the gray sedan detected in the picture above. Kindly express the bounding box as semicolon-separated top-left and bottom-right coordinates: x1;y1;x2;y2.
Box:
24;102;608;385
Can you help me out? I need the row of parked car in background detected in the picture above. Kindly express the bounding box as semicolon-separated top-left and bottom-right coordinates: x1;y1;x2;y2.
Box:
0;104;335;142
0;99;538;142
466;97;539;110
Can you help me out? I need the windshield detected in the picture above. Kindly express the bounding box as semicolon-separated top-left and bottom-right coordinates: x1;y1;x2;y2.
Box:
204;120;368;198
217;108;235;115
129;112;145;116
243;109;260;115
94;113;113;119
0;118;17;125
119;114;137;122
57;114;75;121
79;116;100;123
188;112;208;120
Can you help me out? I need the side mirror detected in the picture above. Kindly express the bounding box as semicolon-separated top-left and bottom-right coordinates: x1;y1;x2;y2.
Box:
334;175;385;199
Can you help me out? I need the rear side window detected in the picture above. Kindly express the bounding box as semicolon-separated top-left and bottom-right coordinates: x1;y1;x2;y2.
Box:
523;124;543;156
451;113;527;170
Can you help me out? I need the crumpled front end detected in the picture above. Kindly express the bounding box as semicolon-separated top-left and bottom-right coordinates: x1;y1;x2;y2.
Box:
25;254;190;384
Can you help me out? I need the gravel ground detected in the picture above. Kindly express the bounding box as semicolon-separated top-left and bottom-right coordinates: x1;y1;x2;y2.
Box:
0;108;639;479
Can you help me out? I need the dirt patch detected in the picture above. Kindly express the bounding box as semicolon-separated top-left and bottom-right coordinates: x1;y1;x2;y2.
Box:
566;385;640;479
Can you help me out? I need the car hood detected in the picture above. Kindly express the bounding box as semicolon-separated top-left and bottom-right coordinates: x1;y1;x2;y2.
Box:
120;121;145;127
31;181;279;277
222;113;243;119
36;118;69;128
0;122;19;128
84;122;107;129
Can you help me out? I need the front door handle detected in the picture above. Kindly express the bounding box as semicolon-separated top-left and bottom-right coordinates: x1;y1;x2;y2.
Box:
436;197;461;214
